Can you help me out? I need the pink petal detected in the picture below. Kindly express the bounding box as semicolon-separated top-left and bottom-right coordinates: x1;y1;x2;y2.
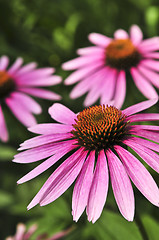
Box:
48;103;77;124
14;139;76;163
127;113;159;122
141;59;159;72
0;105;8;142
62;55;104;70
106;149;134;221
72;151;95;222
18;76;62;87
143;52;159;59
19;87;61;100
8;57;23;74
17;144;75;184
19;132;73;150
115;146;159;206
6;96;37;127
113;71;126;109
87;150;109;223
100;68;117;104
124;139;159;173
114;29;129;39
130;67;158;99
77;46;104;55
29;123;73;135
15;62;37;76
130;25;143;45
14;223;26;239
17;67;55;80
129;128;159;143
64;61;103;85
84;86;101;107
70;67;106;99
137;64;159;88
39;148;87;206
0;56;9;70
123;98;157;116
11;92;42;114
88;33;112;47
138;37;159;52
128;136;159;153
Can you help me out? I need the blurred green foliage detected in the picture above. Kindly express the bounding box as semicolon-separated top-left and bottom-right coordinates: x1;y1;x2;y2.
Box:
0;0;159;239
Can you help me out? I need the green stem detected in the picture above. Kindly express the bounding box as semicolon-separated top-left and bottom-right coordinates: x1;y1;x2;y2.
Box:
135;213;149;240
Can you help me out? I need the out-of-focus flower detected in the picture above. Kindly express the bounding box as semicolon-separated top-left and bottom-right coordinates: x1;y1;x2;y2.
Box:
14;99;159;223
0;56;62;142
62;25;159;108
6;223;72;240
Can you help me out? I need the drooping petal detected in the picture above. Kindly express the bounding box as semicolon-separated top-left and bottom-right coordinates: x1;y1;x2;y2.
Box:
10;92;42;114
130;67;158;99
123;98;158;116
113;71;126;109
70;67;106;99
88;33;111;47
143;52;159;59
14;62;37;76
137;64;159;88
14;139;76;163
18;132;73;150
106;149;134;221
124;139;159;173
27;148;86;209
17;143;75;184
18;75;62;87
0;56;9;70
0;105;8;142
127;113;159;122
115;146;159;206
6;96;37;127
127;136;159;153
62;55;104;70
141;59;159;72
130;25;143;46
48;103;77;124
114;29;129;39
8;57;23;74
72;151;95;222
87;150;109;223
39;149;87;206
77;46;104;55
129;128;159;143
28;123;73;135
138;37;159;52
19;87;62;100
64;61;103;85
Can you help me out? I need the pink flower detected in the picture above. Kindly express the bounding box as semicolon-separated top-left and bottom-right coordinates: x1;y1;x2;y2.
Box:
0;56;62;142
6;223;72;240
62;25;159;108
14;98;159;223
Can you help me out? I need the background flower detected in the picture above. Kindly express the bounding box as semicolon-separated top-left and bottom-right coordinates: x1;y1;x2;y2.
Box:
14;99;159;223
0;56;62;142
62;25;159;108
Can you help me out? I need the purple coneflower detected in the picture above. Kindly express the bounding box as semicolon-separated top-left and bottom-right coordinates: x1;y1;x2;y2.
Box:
14;99;159;223
62;25;159;108
0;56;62;142
6;222;72;240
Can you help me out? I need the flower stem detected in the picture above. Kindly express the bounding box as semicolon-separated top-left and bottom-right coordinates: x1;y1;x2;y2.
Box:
135;213;149;240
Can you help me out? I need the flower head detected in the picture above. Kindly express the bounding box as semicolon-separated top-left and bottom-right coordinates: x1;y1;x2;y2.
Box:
62;25;159;108
0;56;62;142
14;99;159;223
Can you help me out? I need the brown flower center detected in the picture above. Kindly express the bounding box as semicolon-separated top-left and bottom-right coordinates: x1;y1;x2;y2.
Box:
0;71;16;99
105;39;142;69
72;105;129;151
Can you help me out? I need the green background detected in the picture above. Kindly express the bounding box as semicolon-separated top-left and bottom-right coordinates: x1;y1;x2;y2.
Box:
0;0;159;239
